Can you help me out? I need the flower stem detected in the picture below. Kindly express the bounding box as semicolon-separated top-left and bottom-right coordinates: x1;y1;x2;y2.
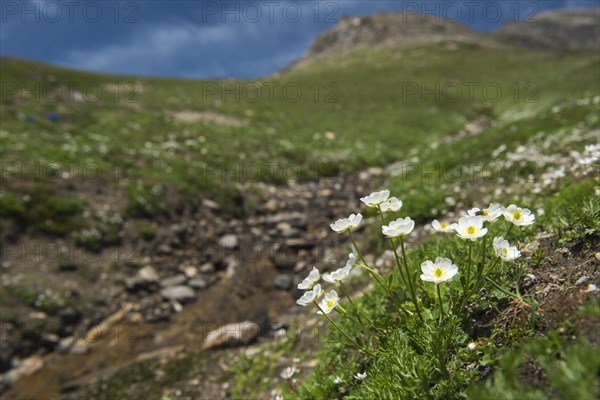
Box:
436;283;444;322
358;262;410;317
504;223;514;238
399;237;423;322
349;230;409;317
466;240;473;295
340;282;380;332
313;301;376;357
389;238;409;292
348;230;367;266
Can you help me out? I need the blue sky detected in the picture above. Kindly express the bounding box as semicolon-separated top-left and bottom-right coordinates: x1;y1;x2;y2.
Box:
1;0;598;78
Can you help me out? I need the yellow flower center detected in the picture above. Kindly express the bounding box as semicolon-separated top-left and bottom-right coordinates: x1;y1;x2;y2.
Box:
466;226;476;235
434;268;444;278
326;300;335;308
513;211;521;220
440;223;447;229
502;248;508;254
483;210;489;216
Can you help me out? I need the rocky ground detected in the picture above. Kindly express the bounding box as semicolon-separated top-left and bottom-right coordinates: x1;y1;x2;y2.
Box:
0;157;388;398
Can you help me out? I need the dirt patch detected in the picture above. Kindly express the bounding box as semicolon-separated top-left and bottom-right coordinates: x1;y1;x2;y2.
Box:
171;110;248;127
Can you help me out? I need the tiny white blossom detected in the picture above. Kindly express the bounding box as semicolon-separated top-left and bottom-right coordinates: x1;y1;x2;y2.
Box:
360;190;390;207
382;217;415;238
354;372;367;380
298;266;320;290
453;215;488;240
317;290;340;314
467;203;503;222
431;219;454;233
323;264;352;284
333;376;343;384
584;284;598;293
330;213;363;233
323;251;355;284
493;237;521;261
420;257;459;283
467;342;477;351
280;366;297;380
296;284;322;306
380;197;403;213
503;205;535;226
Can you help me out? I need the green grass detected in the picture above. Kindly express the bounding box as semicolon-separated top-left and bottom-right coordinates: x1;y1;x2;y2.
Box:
1;43;598;231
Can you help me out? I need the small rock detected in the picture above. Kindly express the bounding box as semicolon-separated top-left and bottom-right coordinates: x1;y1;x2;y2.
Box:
126;266;160;291
183;266;198;278
58;307;81;325
69;339;90;355
160;274;187;288
157;244;172;255
57;336;75;354
188;278;209;289
219;234;238;249
2;355;44;386
160;286;196;303
139;297;155;312
199;262;215;274
202;198;221;211
575;276;589;285
202;321;260;350
595;252;600;262
272;251;297;270
273;274;294;290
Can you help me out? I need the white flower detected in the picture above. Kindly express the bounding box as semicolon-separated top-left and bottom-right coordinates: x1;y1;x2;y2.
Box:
317;290;339;314
323;251;356;284
297;266;320;290
467;342;477;351
453;215;488;240
345;247;358;268
431;219;454;233
330;213;363;233
420;257;459;283
296;284;322;306
354;372;367;380
467;203;503;222
360;190;390;207
323;265;352;284
380;197;403;212
493;237;522;261
503;204;535;226
333;376;343;384
382;217;415;238
280;366;297;380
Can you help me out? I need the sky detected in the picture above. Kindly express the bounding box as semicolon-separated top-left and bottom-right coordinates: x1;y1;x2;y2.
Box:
1;0;598;78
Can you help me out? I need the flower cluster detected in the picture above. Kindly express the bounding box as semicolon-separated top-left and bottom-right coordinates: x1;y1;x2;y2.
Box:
294;189;535;365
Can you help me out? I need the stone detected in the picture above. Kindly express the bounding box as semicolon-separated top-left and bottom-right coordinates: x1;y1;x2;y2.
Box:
199;262;215;274
157;244;172;255
188;278;209;289
2;355;44;386
69;339;90;355
183;265;198;278
202;321;260;350
272;251;297;270
160;286;196;303
273;274;294;290
126;266;160;291
160;274;187;288
219;234;238;249
202;198;221;211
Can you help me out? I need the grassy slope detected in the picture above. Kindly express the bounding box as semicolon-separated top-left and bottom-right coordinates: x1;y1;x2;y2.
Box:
1;42;598;222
